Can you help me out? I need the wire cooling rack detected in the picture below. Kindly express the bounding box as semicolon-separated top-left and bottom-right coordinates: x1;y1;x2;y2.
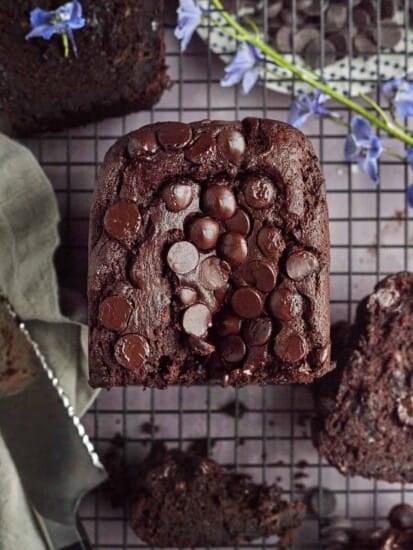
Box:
20;1;413;548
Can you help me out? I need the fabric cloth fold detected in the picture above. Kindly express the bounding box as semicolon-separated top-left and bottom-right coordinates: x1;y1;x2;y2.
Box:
0;133;95;550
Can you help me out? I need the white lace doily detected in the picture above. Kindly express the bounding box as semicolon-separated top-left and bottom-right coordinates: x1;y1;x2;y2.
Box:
197;3;413;97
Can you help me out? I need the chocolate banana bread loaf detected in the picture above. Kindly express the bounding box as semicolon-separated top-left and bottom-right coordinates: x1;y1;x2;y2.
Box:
0;1;168;135
88;118;331;388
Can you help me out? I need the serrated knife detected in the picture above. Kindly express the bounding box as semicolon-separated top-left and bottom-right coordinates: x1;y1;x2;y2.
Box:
0;295;107;549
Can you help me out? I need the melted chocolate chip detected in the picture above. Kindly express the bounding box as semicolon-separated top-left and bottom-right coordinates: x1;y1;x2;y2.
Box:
162;182;193;212
224;209;251;236
179;287;197;306
182;304;212;337
286;250;319;281
217;232;248;266
202;185;237;220
268;287;303;321
185;133;215;164
220;334;246;363
188;217;220;250
127;128;158;156
397;396;413;427
245;260;277;293
243;317;272;346
103;201;141;247
167;241;199;274
257;226;284;258
98;295;132;332
199;256;230;290
231;288;264;319
214;311;242;336
244;175;275;209
114;334;149;370
216;128;246;165
157;122;192;150
274;330;307;362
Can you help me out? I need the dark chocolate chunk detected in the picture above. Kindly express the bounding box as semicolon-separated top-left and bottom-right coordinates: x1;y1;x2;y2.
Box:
257;226;284;258
231;288;264;319
128;128;158;157
185;133;215;164
380;20;401;49
167;241;199;274
380;0;397;20
217;128;246;165
98;295;132;332
354;32;376;55
114;334;149;370
221;334;247;363
274;329;307;362
162;182;193;212
275;26;292;53
202;184;237;220
268;287;303;321
389;504;413;530
294;28;320;54
188;217;220;250
199;256;230;290
103;201;140;248
326;4;347;32
286;250;319;281
243;317;272;346
214;311;242;336
303;38;336;68
243;175;275;209
157;122;192;150
217;232;248;266
182;304;211;337
245;260;277;292
224;209;251;236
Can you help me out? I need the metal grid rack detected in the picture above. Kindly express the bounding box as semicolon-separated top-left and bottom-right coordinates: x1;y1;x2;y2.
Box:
21;1;413;548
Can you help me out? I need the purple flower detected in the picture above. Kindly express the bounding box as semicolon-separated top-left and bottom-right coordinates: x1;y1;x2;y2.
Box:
25;1;85;57
381;78;413;118
287;90;335;128
344;116;383;185
408;184;413;208
220;42;262;94
175;0;202;52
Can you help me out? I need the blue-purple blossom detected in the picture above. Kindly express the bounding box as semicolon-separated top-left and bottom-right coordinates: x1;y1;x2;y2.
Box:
175;0;202;52
344;116;383;185
381;78;413;118
220;42;262;94
25;1;85;57
407;184;413;208
287;90;335;128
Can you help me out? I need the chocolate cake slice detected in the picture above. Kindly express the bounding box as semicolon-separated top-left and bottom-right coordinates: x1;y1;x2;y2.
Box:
0;1;168;135
88;118;331;388
312;272;413;483
130;446;306;547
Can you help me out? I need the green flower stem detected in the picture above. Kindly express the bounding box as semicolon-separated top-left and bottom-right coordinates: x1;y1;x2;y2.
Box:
61;32;69;58
210;0;413;147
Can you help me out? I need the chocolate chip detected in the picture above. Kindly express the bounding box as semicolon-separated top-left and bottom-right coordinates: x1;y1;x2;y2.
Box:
103;201;141;247
353;8;370;28
98;295;132;332
354;33;376;55
243;175;275;209
397;396;413;427
162;182;193;212
185;133;215;164
182;303;211;337
326;4;347;32
268;287;303;321
188;217;220;250
328;32;349;56
303;38;336;68
114;334;149;370
380;0;397;20
188;335;215;356
216;127;246;165
167;241;199;274
243;317;272;346
274;329;307;362
245;260;277;293
199;256;230;290
220;334;246;363
286;250;319;281
214;311;242;336
306;487;337;518
127;128;158;156
178;287;197;306
202;184;237;220
217;232;248;266
257;226;284;258
231;287;264;319
294;28;320;54
224;209;251;236
380;20;401;49
389;503;413;529
157;122;192;150
275;26;291;52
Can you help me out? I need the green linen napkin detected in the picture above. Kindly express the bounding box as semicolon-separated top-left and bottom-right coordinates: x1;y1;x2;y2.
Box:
0;133;96;549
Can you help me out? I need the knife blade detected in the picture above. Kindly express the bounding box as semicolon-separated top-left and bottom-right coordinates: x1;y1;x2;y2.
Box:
0;295;107;548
